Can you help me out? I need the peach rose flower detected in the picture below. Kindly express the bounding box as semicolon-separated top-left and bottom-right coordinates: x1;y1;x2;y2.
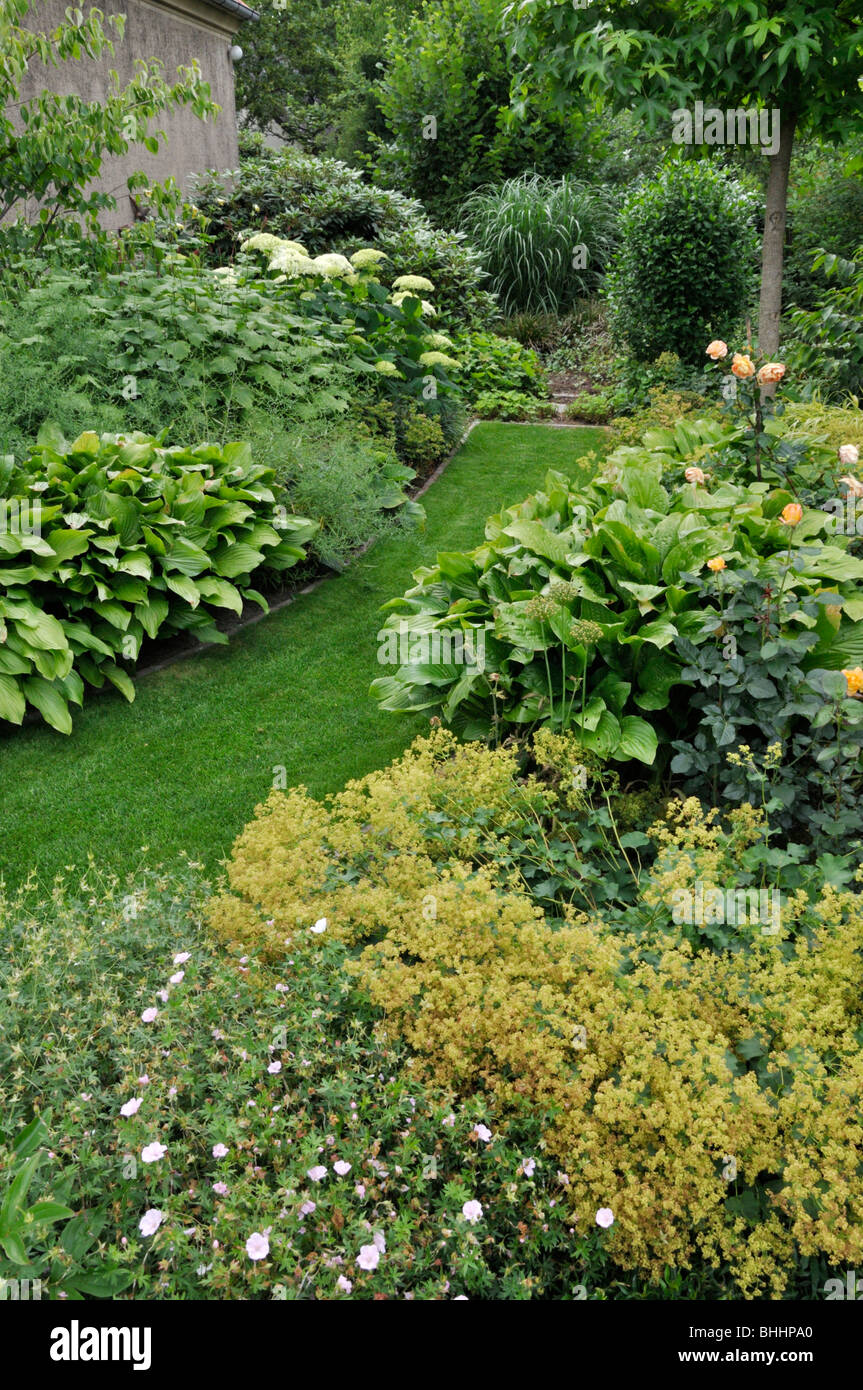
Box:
684;466;706;484
780;502;803;526
838;444;860;468
756;361;786;385
840;474;863;498
842;667;863;696
706;340;728;360
706;556;726;572
731;353;756;379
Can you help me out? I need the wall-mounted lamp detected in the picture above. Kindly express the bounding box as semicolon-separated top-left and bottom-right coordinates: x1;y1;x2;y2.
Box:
229;45;243;63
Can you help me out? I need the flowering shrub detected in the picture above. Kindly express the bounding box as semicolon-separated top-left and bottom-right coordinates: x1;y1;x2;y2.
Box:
235;235;462;426
0;860;656;1301
211;729;863;1297
191;147;499;328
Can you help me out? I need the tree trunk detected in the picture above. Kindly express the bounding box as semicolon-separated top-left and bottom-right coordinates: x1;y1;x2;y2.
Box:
757;106;797;359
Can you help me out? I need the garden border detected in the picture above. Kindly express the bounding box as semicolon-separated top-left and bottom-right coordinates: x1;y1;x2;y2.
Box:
109;419;481;683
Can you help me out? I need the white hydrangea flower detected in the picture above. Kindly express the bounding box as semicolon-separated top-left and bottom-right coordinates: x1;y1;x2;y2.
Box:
240;232;282;252
419;351;460;370
350;247;388;268
392;273;435;293
276;239;309;257
270;247;318;277
392;290;438;317
310;253;354;278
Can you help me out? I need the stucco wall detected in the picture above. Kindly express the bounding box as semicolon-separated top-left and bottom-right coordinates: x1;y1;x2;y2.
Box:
10;0;245;229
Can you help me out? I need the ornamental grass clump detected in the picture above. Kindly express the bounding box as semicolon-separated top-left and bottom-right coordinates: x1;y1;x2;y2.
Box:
211;729;863;1298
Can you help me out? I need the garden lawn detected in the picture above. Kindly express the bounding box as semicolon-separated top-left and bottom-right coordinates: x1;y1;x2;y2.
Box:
0;424;607;888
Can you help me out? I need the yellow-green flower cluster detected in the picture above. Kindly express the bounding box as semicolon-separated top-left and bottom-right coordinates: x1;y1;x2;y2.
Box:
350;247;389;268
418;351;460;370
392;274;435;293
310;252;354;279
210;729;863;1299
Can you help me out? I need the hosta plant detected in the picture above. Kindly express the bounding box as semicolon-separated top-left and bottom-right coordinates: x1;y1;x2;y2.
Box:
0;428;316;733
371;457;863;766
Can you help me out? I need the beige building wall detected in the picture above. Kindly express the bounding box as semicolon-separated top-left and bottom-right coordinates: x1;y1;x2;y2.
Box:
10;0;252;229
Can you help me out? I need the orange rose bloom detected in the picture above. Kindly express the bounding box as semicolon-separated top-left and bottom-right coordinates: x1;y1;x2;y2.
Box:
731;353;756;379
757;361;786;385
780;502;803;526
842;667;863;696
706;340;728;360
706;556;726;572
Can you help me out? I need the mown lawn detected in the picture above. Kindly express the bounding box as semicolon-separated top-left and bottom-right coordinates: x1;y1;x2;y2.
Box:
0;423;607;888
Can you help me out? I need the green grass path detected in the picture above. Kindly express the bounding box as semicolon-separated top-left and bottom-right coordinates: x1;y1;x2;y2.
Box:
0;424;606;888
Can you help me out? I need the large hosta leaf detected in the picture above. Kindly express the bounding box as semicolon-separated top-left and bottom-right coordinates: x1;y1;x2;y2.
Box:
195;577;243;615
494;603;553;651
211;542;265;579
0;674;25;724
810;619;863;671
800;546;863;583
22;676;72;734
615;715;659;765
578;708;621;758
503;520;573;568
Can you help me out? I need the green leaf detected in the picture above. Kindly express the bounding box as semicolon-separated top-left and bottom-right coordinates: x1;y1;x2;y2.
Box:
0;673;26;725
195;577;243;614
0;1154;41;1228
164;574;201;607
211;542;265;579
27;1200;75;1225
22;677;73;734
615;715;658;765
0;1233;29;1265
12;1117;49;1161
503;519;573;567
103;664;136;703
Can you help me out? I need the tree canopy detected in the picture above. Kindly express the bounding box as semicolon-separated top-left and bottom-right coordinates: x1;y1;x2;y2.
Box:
504;0;863;354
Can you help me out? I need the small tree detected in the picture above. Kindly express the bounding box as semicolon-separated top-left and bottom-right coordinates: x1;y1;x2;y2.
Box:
607;162;758;362
371;0;584;221
504;0;863;356
234;0;342;150
0;0;217;257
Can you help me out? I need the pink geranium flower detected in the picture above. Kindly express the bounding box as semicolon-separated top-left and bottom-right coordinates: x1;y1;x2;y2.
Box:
245;1232;270;1261
139;1209;163;1237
